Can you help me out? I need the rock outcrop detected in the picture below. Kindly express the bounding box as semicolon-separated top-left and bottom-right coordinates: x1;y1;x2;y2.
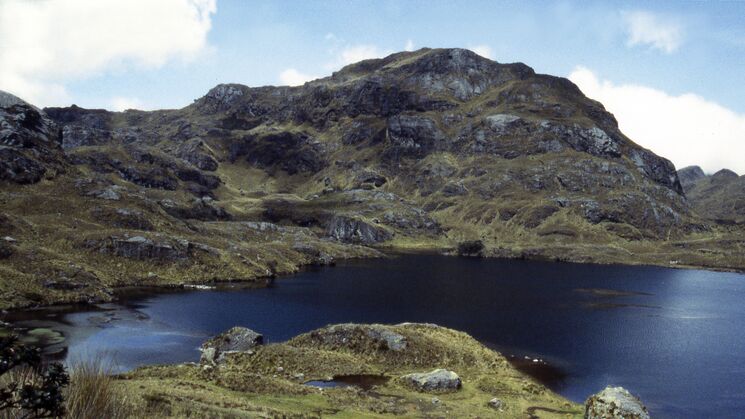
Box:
299;323;408;352
200;326;264;364
400;368;462;393
0;90;66;184
325;215;393;244
585;386;650;419
677;165;705;193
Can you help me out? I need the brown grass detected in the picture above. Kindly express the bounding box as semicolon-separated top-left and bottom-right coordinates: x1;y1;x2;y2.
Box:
64;357;132;419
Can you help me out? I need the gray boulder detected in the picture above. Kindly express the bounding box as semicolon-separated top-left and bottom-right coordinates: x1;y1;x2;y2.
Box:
400;369;462;393
585;386;650;419
200;326;264;364
488;397;503;410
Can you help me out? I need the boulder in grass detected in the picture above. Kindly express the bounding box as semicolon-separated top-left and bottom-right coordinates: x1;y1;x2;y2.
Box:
400;369;461;393
585;386;650;419
200;326;263;364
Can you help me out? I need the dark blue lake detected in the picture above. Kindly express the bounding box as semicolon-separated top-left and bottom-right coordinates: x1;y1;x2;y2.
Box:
9;254;745;418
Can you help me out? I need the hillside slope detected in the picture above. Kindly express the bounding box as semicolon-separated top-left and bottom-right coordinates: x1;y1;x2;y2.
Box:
678;166;745;224
1;48;744;308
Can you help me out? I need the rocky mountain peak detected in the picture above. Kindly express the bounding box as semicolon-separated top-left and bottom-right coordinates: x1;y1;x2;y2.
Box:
0;90;38;110
677;165;706;192
712;168;739;182
0;90;66;183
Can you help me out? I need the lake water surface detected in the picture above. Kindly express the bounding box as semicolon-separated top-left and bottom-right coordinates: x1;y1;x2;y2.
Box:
8;254;745;418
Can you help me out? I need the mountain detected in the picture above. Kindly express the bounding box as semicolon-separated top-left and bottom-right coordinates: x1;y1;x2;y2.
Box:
0;48;743;308
678;166;745;224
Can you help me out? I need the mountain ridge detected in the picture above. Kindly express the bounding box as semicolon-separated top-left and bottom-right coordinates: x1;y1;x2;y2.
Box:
0;48;743;309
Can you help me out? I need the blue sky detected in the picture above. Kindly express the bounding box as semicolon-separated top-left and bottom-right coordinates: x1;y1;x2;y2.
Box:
2;0;745;172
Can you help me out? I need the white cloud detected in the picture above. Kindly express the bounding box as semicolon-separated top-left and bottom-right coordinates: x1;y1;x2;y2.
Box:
404;39;415;51
0;0;216;107
278;68;319;86
110;96;148;111
338;44;390;66
622;10;682;54
569;66;745;174
469;45;494;59
320;43;392;73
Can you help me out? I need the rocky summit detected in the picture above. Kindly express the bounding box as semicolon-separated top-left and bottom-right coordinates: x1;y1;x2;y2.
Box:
678;165;745;225
0;48;744;308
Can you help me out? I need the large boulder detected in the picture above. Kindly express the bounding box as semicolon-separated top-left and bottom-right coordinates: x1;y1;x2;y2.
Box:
200;326;264;364
585;386;650;419
400;369;462;393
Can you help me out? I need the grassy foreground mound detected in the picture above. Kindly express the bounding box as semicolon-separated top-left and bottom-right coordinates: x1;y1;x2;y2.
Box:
114;323;581;418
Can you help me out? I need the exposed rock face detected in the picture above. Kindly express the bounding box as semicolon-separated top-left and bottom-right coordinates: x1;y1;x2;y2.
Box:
585;386;650;419
629;148;682;194
200;326;264;364
102;236;188;261
0;91;65;184
176;138;218;171
326;215;393;244
384;114;446;161
677;165;705;193
400;369;462;393
89;235;215;261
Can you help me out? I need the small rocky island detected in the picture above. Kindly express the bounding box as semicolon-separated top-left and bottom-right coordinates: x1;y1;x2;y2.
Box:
113;323;649;418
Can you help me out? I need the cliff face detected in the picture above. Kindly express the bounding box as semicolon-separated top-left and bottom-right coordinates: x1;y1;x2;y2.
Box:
0;48;743;308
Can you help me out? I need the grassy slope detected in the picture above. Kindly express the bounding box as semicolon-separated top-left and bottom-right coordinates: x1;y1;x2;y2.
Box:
114;324;583;418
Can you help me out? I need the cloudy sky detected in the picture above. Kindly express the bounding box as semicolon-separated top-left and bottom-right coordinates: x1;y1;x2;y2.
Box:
1;0;744;174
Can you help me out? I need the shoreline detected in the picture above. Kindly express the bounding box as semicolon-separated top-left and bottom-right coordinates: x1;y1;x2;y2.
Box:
3;244;745;313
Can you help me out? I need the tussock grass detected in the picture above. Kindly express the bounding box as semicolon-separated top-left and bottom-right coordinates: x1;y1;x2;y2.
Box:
65;356;132;419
